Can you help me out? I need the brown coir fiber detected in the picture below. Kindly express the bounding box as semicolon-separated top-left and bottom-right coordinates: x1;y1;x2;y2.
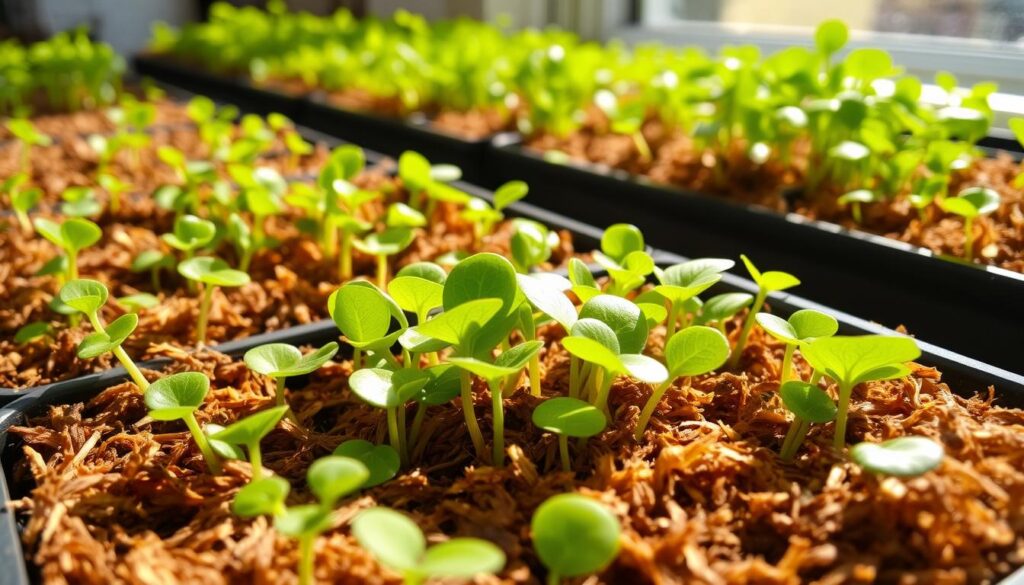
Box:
6;318;1022;584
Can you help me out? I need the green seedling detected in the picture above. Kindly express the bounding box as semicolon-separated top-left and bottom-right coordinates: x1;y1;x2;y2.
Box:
653;258;733;339
850;436;944;477
695;292;753;335
388;270;445;326
34;217;101;282
352;507;506;585
60;186;101;218
837;189;884;225
756;309;838;381
532;397;606;472
58;279;149;390
116;293;160;313
144;372;221;473
386;202;427;229
14;321;51;344
178;257;252;344
778;380;838;460
244;342;339;420
938;187;1000;261
210;405;288;481
510;218;559;273
566;257;602;302
532;493;621;585
728;255;800;368
353;228;415;288
131;249;174;291
6;118;52;172
230;165;287;269
517;272;577;396
98;173;131;214
449;340;543;467
349;366;430;466
234;455;370;585
800;335;921;448
6;173;40;234
333;439;400;487
156;146;217;216
162;214;216;262
330;281;409;370
634;326;729;440
594;89;652;161
593;224;653;296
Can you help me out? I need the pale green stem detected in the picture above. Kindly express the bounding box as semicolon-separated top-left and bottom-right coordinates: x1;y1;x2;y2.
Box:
528;353;542;397
666;301;680;341
352;348;362;371
568;356;580;398
547;571;561;585
183;412;222;474
780;343;796;382
491;380;505;467
298;534;315;585
833;381;853;449
397;403;408;465
635;378;675;441
275;377;300;425
558;434;571;472
728;289;767;368
387;406;404;466
779;417;801;460
782;419;810;461
339;232;353;281
460;370;486;459
195;285;215;345
593;369;615;416
964;217;975;261
248;441;264;481
410;402;426;445
113;346;149;391
376;254;388;288
632;131;652;162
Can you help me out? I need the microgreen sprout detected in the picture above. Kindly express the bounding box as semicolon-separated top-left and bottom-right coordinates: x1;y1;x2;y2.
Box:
58;279;150;390
756;309;838;381
653;258;733;339
330;280;409;370
34;217;101;282
800;335;921;448
634;326;729;440
593;224;654;297
695;292;753;335
162;214;216;262
98;173;131;214
14;321;52;345
510;218;559;273
938;187;1001;261
728;255;800;368
353;228;415;288
532;397;606;472
349;366;430;466
5;118;52;173
244;342;339;421
178;257;252;344
116;293;160;313
209;405;288;481
144;372;221;473
850;436;944;477
352;507;506;585
60;186;101;218
5;173;40;235
333;439;400;487
778;380;837;460
131;249;174;291
531;493;621;585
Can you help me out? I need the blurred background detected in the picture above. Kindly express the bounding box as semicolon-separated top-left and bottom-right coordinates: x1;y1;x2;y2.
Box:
3;0;1024;94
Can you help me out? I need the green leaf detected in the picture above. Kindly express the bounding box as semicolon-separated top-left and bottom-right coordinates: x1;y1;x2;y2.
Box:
117;293;160;312
562;336;623;375
396;262;447;284
417;538;506;579
844;48;895;81
697;293;752;325
275;505;333;538
353;227;415;256
232;476;290;518
307;455;369;507
429;164;462;183
12;187;41;214
352;507;426;572
398;150;433;192
350;367;430;408
145;372;210;421
664;326;730;377
829;140;870;162
850;436;944;477
779;381;837;423
77;313;138;359
333;440;400;488
14;322;50;344
579;295;648;354
58;279;109;314
532;397;606;438
496;340;544;370
162;214;216;252
569;319;621;354
800;335;920;387
178;257;251;287
329;282;402;348
740;255;800;293
940;187;1000;218
516;274;578;332
206;423;245;460
837;189;878;205
244;342;339;378
36;217;102;254
388;276;444;319
568;258;598;290
600;223;644;263
210;405;288;445
757;309;837;345
131;250;173;273
531;494;620;577
815;19;848;57
386;202;427;228
619;354;669;384
493;180;529;211
416;298;503;348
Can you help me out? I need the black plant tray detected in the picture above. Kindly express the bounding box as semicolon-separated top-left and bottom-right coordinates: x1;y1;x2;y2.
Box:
487;135;1024;374
133;54;306;120
300;95;497;186
0;253;1022;585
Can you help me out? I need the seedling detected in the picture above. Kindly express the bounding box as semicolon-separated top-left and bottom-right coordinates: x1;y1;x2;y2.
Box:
695;292;753;335
800;335;920;448
34;217;102;282
387;270;445;326
209;405;288;481
178;257;252;344
653;258;733;339
162;214;216;262
352;507;506;585
98;173;131;214
349;367;430;466
634;326;729;440
594;89;652;161
449;340;543;467
532;397;606;472
116;293;160;313
837;189;883;225
531;493;620;585
755;309;838;382
60;186;101;218
14;322;51;345
593;224;654;297
778;380;837;460
850;436;944;477
353;228;415;287
131;249;174;291
244;342;339;420
330;281;409;370
144;372;221;473
5;118;52;173
510;218;559;273
5;173;40;234
58;279;149;390
517;272;578;396
333;439;400;487
938;187;1000;261
728;255;800;368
